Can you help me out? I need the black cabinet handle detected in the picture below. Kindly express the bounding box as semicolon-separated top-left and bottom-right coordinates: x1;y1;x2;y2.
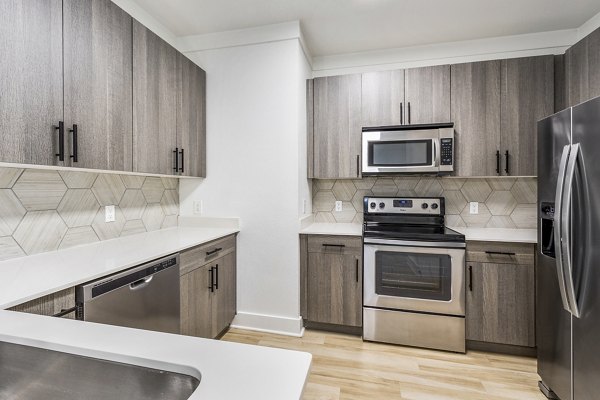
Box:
356;155;360;177
173;148;179;173
407;102;411;124
468;265;473;292
54;121;65;161
322;243;345;248
179;148;184;173
400;102;403;125
215;264;219;290
69;124;78;163
208;267;214;292
52;306;77;318
206;247;222;256
355;258;359;283
485;251;516;256
496;150;500;175
505;150;510;175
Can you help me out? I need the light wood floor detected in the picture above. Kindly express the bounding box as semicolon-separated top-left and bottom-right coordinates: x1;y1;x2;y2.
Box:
222;328;547;400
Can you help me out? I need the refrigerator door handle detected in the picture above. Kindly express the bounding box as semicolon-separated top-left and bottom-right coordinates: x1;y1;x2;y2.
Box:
561;143;581;318
554;144;572;314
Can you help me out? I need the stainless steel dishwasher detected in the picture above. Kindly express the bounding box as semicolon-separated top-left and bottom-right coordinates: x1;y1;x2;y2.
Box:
76;254;180;334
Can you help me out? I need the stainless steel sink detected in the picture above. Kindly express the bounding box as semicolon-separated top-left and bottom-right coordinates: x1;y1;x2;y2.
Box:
0;341;200;400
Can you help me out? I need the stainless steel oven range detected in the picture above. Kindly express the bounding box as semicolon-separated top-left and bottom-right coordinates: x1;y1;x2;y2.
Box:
362;196;466;353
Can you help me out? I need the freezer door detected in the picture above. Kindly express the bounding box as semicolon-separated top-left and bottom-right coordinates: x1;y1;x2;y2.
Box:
537;108;572;400
572;97;600;400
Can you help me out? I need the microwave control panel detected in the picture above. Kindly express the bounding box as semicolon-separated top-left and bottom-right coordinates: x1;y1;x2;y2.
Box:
440;138;453;166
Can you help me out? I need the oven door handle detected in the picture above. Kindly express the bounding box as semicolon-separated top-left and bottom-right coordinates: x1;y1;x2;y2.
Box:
363;238;466;249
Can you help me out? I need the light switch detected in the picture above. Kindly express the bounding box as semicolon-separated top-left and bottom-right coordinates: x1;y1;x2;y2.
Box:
105;205;116;222
335;201;343;212
469;202;479;214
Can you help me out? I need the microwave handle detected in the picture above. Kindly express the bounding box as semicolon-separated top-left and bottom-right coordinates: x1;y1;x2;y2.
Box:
433;138;440;167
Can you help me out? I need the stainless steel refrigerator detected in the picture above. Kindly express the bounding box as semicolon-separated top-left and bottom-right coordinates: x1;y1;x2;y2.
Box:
537;95;600;400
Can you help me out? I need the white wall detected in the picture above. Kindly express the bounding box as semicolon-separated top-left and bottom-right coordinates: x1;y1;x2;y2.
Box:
179;39;311;336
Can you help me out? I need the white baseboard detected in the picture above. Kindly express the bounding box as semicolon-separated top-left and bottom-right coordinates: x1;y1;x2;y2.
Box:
230;312;305;337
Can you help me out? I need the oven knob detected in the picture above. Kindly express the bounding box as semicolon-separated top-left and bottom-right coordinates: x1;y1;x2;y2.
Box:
421;203;429;209
379;202;385;209
431;203;439;210
370;202;376;209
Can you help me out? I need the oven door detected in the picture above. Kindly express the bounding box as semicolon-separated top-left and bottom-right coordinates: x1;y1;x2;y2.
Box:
363;239;465;316
362;130;440;174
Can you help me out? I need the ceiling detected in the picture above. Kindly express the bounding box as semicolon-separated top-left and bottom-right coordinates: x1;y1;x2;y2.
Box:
132;0;600;56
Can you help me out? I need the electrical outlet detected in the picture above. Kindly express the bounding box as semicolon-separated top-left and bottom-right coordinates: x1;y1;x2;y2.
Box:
193;200;202;215
335;201;343;212
105;205;116;222
469;202;479;214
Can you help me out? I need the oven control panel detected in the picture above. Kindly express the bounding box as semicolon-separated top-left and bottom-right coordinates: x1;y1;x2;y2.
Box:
364;197;443;215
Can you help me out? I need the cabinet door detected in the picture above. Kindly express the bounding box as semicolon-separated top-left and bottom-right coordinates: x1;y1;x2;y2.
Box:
500;56;554;176
133;20;177;175
566;28;600;108
177;53;206;177
180;264;213;338
361;70;405;127
0;0;63;166
307;252;362;327
404;65;451;124
466;262;535;347
63;0;133;171
212;252;237;337
451;61;501;177
313;74;362;179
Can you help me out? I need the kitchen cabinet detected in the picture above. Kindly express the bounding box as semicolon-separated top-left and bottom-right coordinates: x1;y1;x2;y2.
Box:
8;288;76;319
466;242;535;349
313;74;362;179
451;61;501;177
301;235;362;330
0;0;64;167
63;0;133;171
404;65;451;125
180;234;237;338
565;27;600;108
500;55;554;176
361;70;405;127
177;53;207;177
133;20;178;176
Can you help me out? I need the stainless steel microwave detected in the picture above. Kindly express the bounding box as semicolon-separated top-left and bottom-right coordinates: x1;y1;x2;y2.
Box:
361;123;454;175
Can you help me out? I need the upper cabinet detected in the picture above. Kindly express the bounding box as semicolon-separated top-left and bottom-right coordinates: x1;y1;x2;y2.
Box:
313;74;362;179
404;65;451;125
63;0;133;171
0;0;64;167
0;2;206;177
500;56;554;176
361;70;405;127
565;27;600;108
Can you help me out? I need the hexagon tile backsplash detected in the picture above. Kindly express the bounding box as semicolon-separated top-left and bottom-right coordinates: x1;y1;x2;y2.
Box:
312;177;537;229
0;167;179;261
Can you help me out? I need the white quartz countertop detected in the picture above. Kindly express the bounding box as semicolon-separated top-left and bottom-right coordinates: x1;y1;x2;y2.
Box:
449;227;537;243
300;223;362;236
0;310;311;400
0;226;239;309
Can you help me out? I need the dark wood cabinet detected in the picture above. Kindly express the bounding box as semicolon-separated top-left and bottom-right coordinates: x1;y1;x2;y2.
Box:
466;242;535;349
313;74;362;179
301;235;362;330
566;27;600;108
0;0;64;167
500;56;554;176
8;288;76;319
63;0;133;171
451;61;501;177
180;235;237;338
404;65;451;125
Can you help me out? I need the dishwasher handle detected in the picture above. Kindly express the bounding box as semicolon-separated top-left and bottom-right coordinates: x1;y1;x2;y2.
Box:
129;275;153;291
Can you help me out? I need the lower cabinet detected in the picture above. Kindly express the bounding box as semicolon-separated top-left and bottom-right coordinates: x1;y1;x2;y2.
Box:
8;288;76;319
180;235;237;338
465;242;535;350
301;234;362;330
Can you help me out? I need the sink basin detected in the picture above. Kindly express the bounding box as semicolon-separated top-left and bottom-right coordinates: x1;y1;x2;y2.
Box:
0;341;200;400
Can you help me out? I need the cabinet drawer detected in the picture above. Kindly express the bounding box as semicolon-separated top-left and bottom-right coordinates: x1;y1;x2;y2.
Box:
180;234;236;275
306;235;362;255
466;241;534;265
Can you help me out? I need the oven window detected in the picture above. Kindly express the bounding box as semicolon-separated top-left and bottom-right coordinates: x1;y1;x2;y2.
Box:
375;251;452;301
369;140;432;166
